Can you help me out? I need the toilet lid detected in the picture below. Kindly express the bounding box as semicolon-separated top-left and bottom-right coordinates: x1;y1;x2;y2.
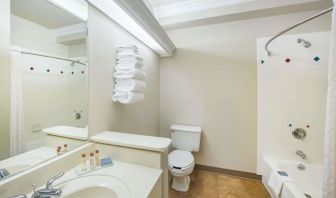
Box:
168;150;194;168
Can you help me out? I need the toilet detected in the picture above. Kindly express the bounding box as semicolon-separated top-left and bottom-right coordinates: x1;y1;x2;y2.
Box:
168;124;202;192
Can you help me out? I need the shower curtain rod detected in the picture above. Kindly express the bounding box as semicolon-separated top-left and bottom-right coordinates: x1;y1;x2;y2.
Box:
265;6;333;56
11;49;86;66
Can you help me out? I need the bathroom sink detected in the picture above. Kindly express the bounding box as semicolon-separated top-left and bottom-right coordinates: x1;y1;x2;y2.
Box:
53;175;130;198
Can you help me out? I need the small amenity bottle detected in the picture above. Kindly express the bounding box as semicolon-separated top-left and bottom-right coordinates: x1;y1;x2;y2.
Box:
81;154;87;171
89;153;94;169
57;146;61;156
95;150;100;167
63;144;68;153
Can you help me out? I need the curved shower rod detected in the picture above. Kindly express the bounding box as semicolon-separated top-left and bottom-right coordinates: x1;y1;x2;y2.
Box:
11;49;86;66
265;6;333;56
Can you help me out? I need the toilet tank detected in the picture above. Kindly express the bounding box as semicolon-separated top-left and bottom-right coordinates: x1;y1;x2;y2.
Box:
170;124;202;152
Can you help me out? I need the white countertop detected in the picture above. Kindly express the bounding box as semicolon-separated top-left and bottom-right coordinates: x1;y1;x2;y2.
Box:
31;160;162;198
90;131;171;152
43;126;88;141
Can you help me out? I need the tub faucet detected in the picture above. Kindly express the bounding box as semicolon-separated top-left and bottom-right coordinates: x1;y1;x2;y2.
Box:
296;150;307;160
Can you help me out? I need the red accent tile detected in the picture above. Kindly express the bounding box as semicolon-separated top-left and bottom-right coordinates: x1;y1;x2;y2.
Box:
285;58;291;63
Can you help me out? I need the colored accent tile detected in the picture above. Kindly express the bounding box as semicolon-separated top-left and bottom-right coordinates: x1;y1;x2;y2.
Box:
30;67;34;70
307;125;310;128
60;71;63;74
81;71;84;74
71;71;74;75
47;69;50;72
285;58;291;63
314;56;320;62
261;60;264;64
289;124;292;127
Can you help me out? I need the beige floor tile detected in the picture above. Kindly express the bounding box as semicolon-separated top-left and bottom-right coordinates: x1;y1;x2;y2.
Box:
169;170;270;198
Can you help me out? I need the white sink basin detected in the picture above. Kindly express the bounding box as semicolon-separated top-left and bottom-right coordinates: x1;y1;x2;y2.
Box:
26;161;162;198
54;175;130;198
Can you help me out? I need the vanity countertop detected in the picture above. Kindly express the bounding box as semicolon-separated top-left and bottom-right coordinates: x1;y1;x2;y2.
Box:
43;125;88;140
29;160;162;198
90;131;171;152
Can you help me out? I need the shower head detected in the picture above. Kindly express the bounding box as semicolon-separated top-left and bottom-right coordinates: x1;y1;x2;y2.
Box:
297;38;312;48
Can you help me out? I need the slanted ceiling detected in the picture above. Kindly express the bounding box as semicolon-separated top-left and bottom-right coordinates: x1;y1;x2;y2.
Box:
11;0;83;29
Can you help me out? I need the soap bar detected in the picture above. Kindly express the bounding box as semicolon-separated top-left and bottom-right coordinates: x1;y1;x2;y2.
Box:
100;157;113;167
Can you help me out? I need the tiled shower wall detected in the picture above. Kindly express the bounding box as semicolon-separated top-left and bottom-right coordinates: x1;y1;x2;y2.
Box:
257;31;330;174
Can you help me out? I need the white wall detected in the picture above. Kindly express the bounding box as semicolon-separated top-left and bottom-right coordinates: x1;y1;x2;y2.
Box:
11;15;68;57
69;43;87;57
160;10;331;173
0;0;11;160
257;32;329;174
88;5;160;136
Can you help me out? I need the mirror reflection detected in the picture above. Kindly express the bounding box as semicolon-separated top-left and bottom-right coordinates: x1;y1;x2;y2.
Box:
0;0;88;181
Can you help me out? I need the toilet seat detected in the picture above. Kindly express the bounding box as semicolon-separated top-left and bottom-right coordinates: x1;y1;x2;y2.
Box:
168;150;195;176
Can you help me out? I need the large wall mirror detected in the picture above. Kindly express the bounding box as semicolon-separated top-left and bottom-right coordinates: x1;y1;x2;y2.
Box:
0;0;88;181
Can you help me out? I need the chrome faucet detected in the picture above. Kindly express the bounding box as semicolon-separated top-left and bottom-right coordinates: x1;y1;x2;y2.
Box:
296;150;307;160
32;172;64;198
0;168;10;179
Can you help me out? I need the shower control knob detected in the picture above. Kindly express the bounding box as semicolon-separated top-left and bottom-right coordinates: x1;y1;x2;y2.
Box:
292;128;307;140
75;112;81;120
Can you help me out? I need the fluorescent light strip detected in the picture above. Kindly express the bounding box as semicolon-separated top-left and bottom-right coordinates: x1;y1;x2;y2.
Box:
88;0;168;56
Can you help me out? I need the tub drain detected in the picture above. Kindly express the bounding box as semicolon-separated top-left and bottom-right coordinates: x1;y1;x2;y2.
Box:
304;194;312;198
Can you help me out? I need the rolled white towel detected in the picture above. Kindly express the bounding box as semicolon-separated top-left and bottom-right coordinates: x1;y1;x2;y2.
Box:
115;79;146;92
114;69;145;80
113;90;144;104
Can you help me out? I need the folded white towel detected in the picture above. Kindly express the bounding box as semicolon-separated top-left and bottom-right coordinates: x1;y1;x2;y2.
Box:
117;59;143;64
115;79;146;92
117;45;137;51
117;49;138;55
117;53;142;59
114;69;145;80
267;170;293;197
113;90;144;104
116;61;143;68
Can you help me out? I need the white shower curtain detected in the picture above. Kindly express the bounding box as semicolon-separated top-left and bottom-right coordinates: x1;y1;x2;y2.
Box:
10;49;25;156
323;2;336;198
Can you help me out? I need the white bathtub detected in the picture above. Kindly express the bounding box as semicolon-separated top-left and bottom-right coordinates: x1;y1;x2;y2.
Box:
262;157;323;198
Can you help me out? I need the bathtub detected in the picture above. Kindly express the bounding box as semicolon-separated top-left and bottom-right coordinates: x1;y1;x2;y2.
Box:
262;157;323;198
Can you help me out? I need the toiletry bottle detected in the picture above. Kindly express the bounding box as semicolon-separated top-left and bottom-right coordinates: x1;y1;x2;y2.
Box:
57;146;61;156
63;144;68;153
89;153;94;169
81;154;87;171
95;150;100;167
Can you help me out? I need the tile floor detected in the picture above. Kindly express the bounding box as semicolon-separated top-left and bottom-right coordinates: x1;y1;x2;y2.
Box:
169;170;270;198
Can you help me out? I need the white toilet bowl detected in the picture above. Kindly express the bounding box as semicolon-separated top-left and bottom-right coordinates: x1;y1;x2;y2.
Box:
168;149;195;192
